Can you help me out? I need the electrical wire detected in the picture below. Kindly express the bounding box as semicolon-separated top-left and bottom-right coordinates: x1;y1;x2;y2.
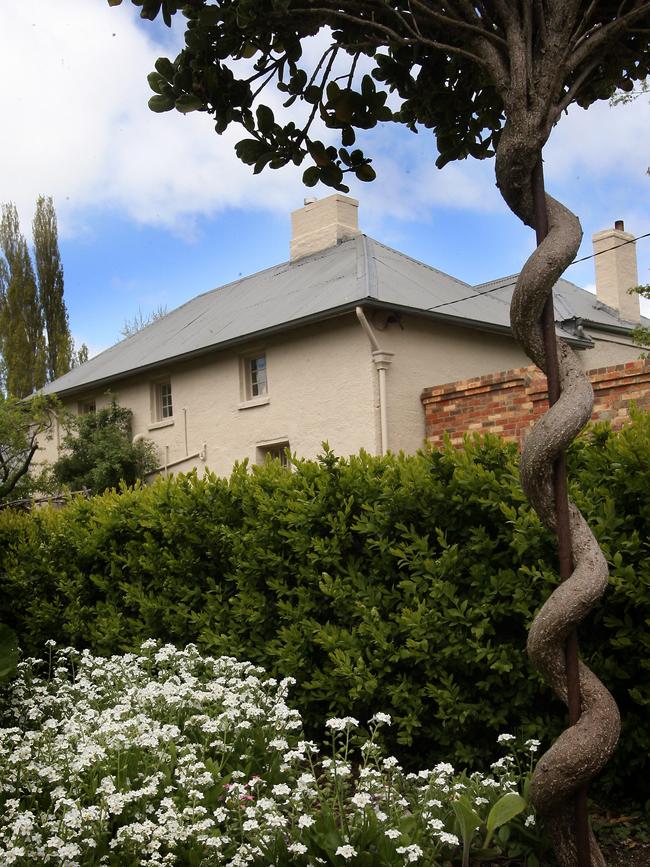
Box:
426;230;650;313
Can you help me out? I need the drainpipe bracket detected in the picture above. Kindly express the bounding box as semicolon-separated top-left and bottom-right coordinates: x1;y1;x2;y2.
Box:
372;350;394;370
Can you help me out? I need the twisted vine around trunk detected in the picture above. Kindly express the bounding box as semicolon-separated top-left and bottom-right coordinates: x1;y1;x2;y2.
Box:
495;128;621;867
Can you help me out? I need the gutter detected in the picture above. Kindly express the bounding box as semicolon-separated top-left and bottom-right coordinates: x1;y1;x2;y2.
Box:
40;300;593;402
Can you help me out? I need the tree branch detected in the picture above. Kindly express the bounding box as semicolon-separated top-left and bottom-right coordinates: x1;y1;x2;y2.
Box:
569;1;650;69
293;5;491;67
408;0;508;48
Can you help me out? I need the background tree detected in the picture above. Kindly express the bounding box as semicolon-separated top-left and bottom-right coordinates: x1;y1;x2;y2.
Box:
74;343;90;366
112;3;650;864
0;204;46;398
32;196;73;381
52;398;158;494
0;394;57;502
631;285;650;350
121;304;168;338
0;198;76;397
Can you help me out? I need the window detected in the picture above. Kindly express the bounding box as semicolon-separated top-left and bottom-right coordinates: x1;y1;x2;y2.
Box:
257;441;290;467
154;381;173;421
248;354;268;398
78;399;96;415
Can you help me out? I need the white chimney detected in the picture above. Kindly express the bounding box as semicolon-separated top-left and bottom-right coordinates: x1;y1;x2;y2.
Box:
290;194;360;261
592;220;640;323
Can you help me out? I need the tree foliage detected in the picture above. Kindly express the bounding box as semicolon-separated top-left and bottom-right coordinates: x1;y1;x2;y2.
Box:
121;304;168;338
0;198;75;397
111;1;650;204
32;196;74;381
0;205;46;398
0;394;57;502
52;399;158;494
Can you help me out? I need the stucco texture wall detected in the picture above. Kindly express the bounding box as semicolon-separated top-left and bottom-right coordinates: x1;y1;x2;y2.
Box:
40;314;378;479
377;314;529;455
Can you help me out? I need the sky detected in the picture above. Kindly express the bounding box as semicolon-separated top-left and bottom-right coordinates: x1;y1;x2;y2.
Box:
1;0;649;359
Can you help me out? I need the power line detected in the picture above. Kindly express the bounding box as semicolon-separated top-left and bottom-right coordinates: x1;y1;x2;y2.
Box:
426;230;650;313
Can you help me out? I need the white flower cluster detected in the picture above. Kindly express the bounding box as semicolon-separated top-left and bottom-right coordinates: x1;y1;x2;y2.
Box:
0;642;539;866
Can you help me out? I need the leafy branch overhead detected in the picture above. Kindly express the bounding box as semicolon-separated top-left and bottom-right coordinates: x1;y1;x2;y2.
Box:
110;1;650;194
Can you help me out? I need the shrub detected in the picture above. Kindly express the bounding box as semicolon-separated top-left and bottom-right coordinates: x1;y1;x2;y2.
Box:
0;415;649;806
51;398;157;494
0;643;546;866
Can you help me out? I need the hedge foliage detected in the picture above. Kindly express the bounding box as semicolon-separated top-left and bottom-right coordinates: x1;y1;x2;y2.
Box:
1;413;649;807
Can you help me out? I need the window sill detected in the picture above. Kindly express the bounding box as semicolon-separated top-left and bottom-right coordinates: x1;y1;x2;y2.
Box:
238;396;270;411
148;418;175;431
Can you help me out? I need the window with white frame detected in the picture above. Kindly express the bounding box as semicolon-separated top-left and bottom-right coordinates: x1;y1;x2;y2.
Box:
257;441;290;467
153;380;173;421
247;354;268;398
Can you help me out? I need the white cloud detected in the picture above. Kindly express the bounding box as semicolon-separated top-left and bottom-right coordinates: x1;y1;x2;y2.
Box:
0;0;499;239
2;1;647;251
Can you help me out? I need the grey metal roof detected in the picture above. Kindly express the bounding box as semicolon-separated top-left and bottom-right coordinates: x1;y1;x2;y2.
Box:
42;235;638;397
474;274;650;333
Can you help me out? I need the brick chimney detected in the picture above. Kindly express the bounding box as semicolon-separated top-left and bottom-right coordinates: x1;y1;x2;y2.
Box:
592;220;640;323
290;194;360;261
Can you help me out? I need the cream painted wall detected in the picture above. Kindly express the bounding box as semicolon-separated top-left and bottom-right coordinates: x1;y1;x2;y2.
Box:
374;314;530;455
580;329;644;368
35;310;645;484
39;314;378;479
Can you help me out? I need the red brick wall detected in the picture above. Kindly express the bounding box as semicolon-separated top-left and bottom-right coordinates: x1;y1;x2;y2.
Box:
421;359;650;447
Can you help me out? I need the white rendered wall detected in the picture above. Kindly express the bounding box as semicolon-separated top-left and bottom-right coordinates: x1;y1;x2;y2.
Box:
376;315;529;455
38;314;378;479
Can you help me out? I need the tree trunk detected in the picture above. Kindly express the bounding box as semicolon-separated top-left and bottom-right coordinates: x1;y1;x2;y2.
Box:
494;119;621;867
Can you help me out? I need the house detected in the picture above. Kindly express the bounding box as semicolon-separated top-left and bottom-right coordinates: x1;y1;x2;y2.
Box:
39;196;647;477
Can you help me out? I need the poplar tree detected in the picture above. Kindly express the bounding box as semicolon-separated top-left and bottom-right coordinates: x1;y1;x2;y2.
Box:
32;196;73;381
0;204;46;398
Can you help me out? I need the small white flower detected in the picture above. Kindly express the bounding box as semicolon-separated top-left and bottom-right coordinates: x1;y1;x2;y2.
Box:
385;828;401;839
351;792;372;809
437;831;460;846
525;738;541;752
298;814;315;829
326;717;359;731
369;712;392;726
497;733;516;745
396;844;423;862
288;842;308;855
335;844;357;859
525;814;536;827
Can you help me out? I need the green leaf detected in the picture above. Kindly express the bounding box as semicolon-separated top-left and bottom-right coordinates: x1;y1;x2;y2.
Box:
147;72;166;95
154;57;175;80
355;164;376;182
0;624;19;683
484;793;527;846
256;104;275;134
302;166;320;187
148;94;174;113
175;95;203;113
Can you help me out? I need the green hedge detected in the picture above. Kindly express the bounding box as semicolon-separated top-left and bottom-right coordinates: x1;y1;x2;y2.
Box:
1;415;649;807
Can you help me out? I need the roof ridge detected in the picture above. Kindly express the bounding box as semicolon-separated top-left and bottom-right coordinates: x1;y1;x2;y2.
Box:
368;236;472;288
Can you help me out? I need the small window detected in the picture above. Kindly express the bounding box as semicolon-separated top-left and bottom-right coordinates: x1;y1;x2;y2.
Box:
78;399;96;415
248;354;268;398
154;381;173;421
257;441;290;468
